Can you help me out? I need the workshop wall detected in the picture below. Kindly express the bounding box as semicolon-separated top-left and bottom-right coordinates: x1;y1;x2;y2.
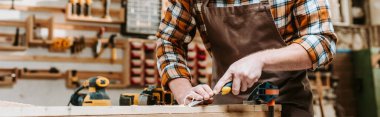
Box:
0;0;129;106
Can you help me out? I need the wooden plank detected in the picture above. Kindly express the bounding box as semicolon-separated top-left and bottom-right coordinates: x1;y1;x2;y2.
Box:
0;104;281;117
0;55;122;64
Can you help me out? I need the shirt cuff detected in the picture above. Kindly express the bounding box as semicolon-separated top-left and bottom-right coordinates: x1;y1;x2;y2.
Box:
160;64;192;91
291;35;333;70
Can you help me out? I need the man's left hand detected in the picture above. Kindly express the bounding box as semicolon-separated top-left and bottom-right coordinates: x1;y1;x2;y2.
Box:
213;54;263;95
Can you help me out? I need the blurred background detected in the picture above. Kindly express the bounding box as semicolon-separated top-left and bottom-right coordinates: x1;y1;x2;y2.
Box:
0;0;378;117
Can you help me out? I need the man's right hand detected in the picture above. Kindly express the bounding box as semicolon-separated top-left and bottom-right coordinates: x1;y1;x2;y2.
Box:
168;78;214;105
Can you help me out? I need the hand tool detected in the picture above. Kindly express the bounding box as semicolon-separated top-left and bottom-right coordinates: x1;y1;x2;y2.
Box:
84;0;92;17
75;0;82;16
69;70;81;87
68;76;111;106
187;82;233;107
93;33;117;60
188;81;279;117
70;0;77;16
93;27;105;57
245;82;279;117
50;37;73;52
70;36;85;54
120;85;175;106
102;0;110;19
12;27;19;46
11;0;15;10
109;34;117;63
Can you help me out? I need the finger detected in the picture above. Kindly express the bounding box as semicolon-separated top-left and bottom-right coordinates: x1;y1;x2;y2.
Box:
194;86;211;100
202;85;214;96
213;70;232;94
241;79;248;92
188;91;204;101
232;75;241;95
248;72;260;87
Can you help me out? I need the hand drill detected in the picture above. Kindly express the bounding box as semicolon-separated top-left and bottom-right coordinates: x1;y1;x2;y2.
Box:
68;76;111;106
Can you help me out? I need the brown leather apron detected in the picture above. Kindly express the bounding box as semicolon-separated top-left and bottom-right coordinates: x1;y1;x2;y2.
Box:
195;0;314;116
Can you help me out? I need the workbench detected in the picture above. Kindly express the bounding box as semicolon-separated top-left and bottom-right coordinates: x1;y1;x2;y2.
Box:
0;104;281;117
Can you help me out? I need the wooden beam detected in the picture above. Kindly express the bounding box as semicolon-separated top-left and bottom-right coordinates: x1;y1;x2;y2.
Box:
0;55;122;64
0;104;281;117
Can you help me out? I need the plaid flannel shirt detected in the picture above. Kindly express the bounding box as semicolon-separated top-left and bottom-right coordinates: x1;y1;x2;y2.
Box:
156;0;338;90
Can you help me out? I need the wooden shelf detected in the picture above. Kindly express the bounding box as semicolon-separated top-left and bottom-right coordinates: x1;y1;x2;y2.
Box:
0;46;27;51
0;55;123;64
76;71;122;80
66;16;123;24
53;23;120;32
0;4;121;18
65;4;124;24
0;33;16;38
0;20;25;27
20;72;65;79
28;37;126;48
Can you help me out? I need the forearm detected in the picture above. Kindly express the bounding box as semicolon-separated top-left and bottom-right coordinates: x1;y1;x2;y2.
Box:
254;44;312;71
168;78;193;101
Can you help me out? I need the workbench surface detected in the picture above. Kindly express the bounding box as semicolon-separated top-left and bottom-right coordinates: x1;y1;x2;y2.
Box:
0;104;281;117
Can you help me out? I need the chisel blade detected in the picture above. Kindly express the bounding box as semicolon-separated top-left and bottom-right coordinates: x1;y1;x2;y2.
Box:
187;100;204;107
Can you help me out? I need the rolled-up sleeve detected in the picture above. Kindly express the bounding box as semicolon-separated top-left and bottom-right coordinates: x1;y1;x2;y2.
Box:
291;0;338;69
156;0;197;90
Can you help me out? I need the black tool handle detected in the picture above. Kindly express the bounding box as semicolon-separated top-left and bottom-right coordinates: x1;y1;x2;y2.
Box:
269;105;274;117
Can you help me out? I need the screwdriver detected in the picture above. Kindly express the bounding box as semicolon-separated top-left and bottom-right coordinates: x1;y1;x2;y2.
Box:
188;81;232;107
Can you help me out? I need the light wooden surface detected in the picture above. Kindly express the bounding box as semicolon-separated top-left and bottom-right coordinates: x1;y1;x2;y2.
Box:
0;104;281;117
0;101;34;107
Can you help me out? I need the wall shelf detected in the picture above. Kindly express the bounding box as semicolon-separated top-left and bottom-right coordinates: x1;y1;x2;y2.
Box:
0;55;123;64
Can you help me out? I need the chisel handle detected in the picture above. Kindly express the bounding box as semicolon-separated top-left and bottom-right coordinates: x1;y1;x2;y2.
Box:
221;81;232;95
